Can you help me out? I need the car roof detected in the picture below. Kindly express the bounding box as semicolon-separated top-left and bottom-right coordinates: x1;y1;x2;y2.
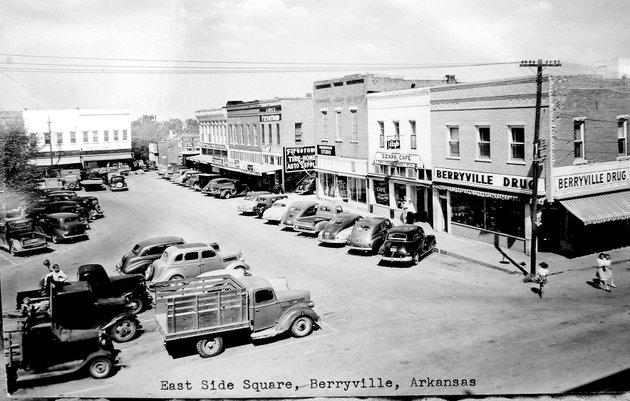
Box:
168;242;213;250
389;224;423;233
260;194;287;200
136;236;185;247
331;213;362;221
46;212;79;218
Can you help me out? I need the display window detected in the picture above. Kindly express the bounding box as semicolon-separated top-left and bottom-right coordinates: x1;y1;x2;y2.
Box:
321;172;336;197
394;183;407;209
347;177;366;203
450;192;525;238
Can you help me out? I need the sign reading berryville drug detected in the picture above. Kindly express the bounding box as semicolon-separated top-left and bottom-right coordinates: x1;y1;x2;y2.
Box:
284;146;316;173
552;161;630;199
433;167;546;195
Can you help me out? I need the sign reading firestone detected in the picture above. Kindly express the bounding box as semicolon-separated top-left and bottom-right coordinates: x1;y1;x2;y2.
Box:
284;146;316;173
433;167;545;194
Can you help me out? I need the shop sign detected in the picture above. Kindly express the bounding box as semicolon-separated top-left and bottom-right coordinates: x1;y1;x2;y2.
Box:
317;145;336;156
247;164;254;171
553;163;630;198
374;152;420;168
433;167;545;195
209;143;227;150
260;106;281;113
260;114;281;122
386;139;401;149
373;180;390;206
284;146;316;173
212;157;224;166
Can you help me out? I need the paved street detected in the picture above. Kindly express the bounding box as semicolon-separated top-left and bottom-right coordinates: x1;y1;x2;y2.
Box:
2;172;629;398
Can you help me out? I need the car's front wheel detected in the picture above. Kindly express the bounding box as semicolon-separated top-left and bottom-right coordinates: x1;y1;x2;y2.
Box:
52;232;62;244
290;316;314;337
127;297;144;314
169;274;184;282
110;318;138;342
88;356;113;379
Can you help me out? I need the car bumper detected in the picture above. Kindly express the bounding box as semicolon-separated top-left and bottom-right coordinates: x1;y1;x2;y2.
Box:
318;237;346;244
379;254;413;263
294;225;316;234
60;232;88;241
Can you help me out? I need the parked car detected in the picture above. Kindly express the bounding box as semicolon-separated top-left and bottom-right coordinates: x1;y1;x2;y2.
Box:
185;172;201;188
174;170;196;185
145;242;250;283
108;175;128;191
281;200;319;229
237;191;273;214
80;173;106;191
116;236;186;277
294;175;316;195
43;190;79;199
74;196;105;219
29;201;90;226
208;179;250;199
262;198;295;224
378;224;436;265
157;165;168;175
191;173;221;191
293;202;345;235
201;177;232;195
45;193;77;203
0;218;48;256
347;217;394;254
35;212;89;244
255;194;289;218
317;213;363;245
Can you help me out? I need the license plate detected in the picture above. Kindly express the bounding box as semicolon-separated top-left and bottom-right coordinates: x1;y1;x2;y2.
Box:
390;247;397;252
324;233;330;238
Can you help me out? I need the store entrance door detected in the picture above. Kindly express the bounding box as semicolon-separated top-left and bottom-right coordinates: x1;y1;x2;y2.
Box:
439;190;448;233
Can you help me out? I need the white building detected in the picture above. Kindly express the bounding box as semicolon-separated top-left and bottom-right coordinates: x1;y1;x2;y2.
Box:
22;108;132;168
366;87;433;222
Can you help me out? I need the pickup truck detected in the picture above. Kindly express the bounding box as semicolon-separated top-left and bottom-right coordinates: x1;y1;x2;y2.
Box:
207;179;250;199
293;202;345;235
80;173;106;191
0;218;48;256
153;274;319;358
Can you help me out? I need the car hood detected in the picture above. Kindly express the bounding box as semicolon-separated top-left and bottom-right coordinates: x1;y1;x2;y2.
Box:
276;289;310;304
264;207;285;220
348;229;373;244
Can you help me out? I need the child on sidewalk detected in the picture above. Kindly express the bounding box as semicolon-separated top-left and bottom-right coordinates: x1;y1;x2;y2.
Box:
595;253;612;292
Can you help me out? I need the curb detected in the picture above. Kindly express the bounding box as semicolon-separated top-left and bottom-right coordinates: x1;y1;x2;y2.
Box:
436;248;520;275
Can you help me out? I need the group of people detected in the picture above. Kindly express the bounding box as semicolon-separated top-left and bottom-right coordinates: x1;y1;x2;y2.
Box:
595;253;616;292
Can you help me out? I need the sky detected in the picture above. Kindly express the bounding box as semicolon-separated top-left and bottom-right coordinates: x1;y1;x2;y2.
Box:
1;0;629;121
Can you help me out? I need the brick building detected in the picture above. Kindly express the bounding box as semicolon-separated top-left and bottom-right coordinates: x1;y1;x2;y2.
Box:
313;73;453;211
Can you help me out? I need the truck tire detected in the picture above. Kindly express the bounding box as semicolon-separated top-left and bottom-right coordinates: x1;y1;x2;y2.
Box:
88;356;113;379
110;318;138;342
196;336;224;358
169;274;184;282
223;191;231;199
290;316;314;338
127;297;144;314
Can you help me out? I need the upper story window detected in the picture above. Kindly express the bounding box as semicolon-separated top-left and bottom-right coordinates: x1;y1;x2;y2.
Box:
476;126;491;159
122;129;128;141
378;121;385;148
335;110;342;141
70;131;76;144
240;125;245;145
321;110;328;140
574;118;585;159
618;116;629;156
261;124;265;144
509;126;525;161
252;124;257;145
276;123;281;145
103;130;109;142
410;120;417;150
393;121;400;142
268;123;273;144
295;122;303;144
83;131;89;143
113;130;119;141
246;125;251;146
56;132;63;144
44;132;51;145
93;130;99;143
350;109;358;141
447;126;460;157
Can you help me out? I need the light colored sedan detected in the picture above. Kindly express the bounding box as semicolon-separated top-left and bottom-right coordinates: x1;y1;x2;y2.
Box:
262;198;292;224
317;213;362;245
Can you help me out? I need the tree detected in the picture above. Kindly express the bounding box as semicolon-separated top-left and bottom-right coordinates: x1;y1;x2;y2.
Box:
0;122;43;212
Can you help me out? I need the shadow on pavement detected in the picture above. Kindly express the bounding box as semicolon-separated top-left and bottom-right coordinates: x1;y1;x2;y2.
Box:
565;367;630;394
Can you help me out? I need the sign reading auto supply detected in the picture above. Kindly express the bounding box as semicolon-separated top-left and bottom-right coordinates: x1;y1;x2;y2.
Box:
284;146;316;173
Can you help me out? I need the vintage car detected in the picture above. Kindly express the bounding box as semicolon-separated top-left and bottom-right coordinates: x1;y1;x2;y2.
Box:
281;200;319;229
116;236;186;276
163;165;184;180
293;202;345;235
80;173;106;191
207;179;251;199
174;170;197;185
108;175;128;191
294;175;316;195
145;242;250;283
255;194;289;217
317;213;363;245
29;201;91;226
45;193;78;203
190;173;221;191
201;177;232;195
185;172;201;188
262;198;293;224
35;212;89;244
378;224;436;265
347;217;393;254
75;196;105;219
0;218;48;255
237;191;273;214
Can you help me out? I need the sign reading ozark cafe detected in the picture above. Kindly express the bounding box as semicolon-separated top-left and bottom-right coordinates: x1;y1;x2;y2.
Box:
374;152;421;168
284;146;316;173
433;167;546;195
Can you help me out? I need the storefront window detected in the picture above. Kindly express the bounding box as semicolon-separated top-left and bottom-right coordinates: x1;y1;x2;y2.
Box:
321;173;336;197
338;176;348;201
450;192;524;238
347;178;366;203
373;180;389;206
394;183;406;209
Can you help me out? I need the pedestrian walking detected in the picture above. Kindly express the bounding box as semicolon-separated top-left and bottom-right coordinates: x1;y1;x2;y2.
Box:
404;197;416;224
605;253;616;288
594;253;612;292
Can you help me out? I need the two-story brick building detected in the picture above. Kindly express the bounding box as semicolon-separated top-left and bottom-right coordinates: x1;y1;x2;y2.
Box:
313;73;452;211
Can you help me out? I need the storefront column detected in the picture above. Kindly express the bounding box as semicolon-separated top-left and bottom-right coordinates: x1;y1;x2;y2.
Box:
524;202;532;256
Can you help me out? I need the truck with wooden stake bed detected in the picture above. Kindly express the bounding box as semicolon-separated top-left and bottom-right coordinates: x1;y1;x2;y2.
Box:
153;274;319;358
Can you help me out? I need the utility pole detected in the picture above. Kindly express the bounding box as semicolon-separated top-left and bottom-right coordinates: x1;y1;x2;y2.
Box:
47;117;54;171
520;59;561;276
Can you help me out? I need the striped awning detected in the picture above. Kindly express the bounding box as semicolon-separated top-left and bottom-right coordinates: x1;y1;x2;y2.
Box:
433;184;524;201
560;191;630;225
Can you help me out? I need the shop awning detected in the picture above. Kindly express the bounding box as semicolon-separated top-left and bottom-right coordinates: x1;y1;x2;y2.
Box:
560;191;630;225
188;155;215;164
433;184;524;201
82;153;132;161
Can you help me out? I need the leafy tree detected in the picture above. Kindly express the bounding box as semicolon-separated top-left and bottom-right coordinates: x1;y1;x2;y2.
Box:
0;122;43;212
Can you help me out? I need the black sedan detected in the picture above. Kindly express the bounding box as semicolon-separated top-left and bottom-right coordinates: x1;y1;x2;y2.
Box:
378;224;436;265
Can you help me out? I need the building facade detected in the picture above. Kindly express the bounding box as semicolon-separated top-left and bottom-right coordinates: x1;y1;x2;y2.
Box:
22;109;132;169
313;73;452;211
366;88;433;222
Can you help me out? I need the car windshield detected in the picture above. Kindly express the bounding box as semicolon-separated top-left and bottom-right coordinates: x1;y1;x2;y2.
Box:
273;202;285;208
8;220;32;231
330;218;344;225
63;216;79;223
132;244;141;255
356;225;371;231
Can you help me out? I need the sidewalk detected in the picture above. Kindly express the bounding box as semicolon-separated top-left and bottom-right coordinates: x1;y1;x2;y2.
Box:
300;194;630;277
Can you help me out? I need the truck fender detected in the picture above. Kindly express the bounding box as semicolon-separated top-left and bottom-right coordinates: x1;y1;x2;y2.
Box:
78;349;117;373
163;268;187;281
276;305;320;334
224;260;250;274
102;313;141;331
